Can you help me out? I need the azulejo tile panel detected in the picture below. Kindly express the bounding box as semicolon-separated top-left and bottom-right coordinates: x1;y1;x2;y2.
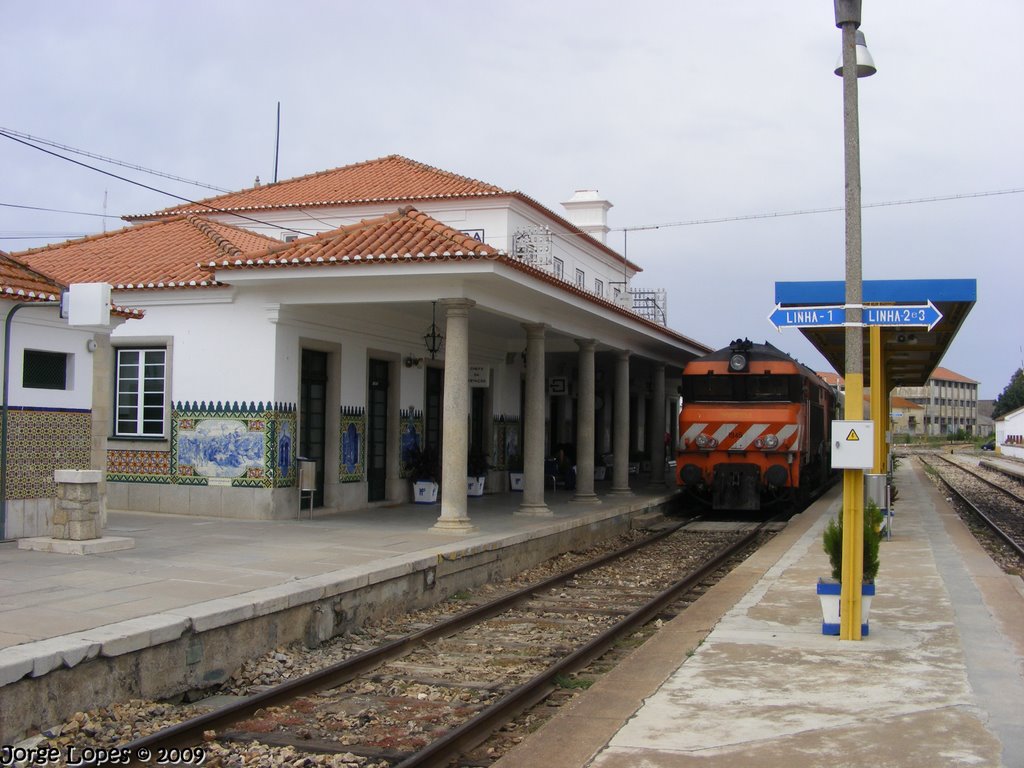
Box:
339;406;365;483
104;402;302;490
491;415;521;471
5;408;92;500
399;409;424;479
171;401;297;488
107;449;173;484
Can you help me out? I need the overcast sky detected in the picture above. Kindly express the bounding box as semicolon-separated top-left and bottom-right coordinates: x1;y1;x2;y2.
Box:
2;1;1021;398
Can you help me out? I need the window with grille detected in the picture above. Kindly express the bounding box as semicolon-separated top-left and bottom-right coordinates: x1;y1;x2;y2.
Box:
594;278;604;296
115;348;166;437
575;268;585;287
23;350;68;390
553;257;564;279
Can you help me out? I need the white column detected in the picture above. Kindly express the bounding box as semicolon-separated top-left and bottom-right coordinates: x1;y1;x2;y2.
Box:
610;350;632;495
648;363;667;486
517;323;551;516
432;298;478;533
572;339;600;504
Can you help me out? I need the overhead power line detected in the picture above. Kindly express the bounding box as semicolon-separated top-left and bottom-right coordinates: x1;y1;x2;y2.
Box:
617;187;1024;233
0;129;313;238
0;127;231;193
0;201;122;219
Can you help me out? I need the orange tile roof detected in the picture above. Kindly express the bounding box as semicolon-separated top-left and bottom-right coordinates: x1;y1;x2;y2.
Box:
209;207;710;353
14;215;277;290
207;206;499;269
890;395;923;410
129;154;642;272
0;250;143;319
816;371;843;386
0;250;64;302
930;366;978;384
134;155;507;220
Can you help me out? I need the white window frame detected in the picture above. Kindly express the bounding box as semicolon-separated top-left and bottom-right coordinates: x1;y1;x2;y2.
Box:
575;268;585;287
115;347;167;438
594;278;604;297
553;257;564;280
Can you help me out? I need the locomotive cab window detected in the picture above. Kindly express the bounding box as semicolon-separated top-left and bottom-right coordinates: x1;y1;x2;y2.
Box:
682;374;801;403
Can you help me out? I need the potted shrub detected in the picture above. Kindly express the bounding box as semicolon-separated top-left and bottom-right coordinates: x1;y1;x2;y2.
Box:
817;501;882;635
507;452;524;491
405;447;439;504
467;451;488;497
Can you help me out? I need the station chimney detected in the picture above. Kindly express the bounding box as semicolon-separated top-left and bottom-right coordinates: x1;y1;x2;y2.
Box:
561;189;612;244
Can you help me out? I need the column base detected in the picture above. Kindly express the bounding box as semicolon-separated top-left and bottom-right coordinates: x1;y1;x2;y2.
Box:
570;493;601;505
515;503;553;517
608;487;634;497
430;518;479;534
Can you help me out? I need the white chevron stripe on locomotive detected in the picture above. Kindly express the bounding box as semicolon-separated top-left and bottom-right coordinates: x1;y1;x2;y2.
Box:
682;422;801;450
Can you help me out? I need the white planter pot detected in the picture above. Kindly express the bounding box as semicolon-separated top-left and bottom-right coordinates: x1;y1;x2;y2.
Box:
817;579;875;636
467;476;485;496
413;481;438;504
509;472;524;491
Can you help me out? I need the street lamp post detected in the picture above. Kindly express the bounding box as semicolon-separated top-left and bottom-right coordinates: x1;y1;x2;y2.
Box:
834;0;875;641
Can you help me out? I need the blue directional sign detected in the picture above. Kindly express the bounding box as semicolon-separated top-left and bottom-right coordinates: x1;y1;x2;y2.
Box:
769;300;943;331
768;304;845;330
863;300;942;331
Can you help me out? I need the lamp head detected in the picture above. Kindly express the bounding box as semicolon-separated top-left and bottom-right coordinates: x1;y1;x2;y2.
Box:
835;30;877;78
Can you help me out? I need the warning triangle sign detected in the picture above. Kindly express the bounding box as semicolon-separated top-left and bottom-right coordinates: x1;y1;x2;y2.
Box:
846;429;860;441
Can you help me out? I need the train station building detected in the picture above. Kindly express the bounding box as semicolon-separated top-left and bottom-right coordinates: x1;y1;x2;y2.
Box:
8;156;710;535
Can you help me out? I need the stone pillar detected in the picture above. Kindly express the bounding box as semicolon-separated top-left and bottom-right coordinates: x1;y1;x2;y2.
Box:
572;339;600;504
649;363;667;486
517;323;551;516
52;470;102;540
432;298;478;534
611;350;632;495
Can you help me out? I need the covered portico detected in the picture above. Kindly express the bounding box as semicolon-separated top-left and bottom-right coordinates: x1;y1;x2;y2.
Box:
215;209;709;530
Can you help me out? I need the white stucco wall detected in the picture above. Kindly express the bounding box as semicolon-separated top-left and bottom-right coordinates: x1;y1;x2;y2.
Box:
110;289;278;405
0;305;95;410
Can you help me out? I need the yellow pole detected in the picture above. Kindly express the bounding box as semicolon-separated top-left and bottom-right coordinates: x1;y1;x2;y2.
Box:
870;326;885;474
840;370;864;640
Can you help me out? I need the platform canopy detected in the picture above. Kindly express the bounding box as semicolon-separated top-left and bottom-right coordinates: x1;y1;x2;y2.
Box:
773;278;977;388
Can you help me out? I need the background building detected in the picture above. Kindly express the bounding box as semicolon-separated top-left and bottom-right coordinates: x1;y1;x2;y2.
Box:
892;367;979;437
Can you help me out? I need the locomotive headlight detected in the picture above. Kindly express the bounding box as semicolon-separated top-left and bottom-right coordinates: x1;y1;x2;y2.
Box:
728;352;748;372
695;434;718;450
762;434;779;450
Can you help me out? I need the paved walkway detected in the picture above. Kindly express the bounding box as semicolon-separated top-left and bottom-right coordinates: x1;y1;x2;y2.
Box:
0;483;674;650
498;459;1024;767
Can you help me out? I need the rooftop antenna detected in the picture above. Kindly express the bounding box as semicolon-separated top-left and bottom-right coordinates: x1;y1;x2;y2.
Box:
273;101;281;184
102;189;108;233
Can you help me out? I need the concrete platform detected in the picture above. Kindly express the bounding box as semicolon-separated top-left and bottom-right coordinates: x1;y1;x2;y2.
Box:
496;459;1024;767
0;481;678;742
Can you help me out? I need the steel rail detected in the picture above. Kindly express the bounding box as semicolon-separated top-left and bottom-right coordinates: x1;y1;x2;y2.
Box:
392;522;768;768
934;453;1024;506
922;457;1024;561
102;522;688;767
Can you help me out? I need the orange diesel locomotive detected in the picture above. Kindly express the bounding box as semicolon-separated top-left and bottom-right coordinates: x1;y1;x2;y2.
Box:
676;339;836;511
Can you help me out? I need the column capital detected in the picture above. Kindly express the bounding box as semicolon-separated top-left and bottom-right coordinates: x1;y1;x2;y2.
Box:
574;338;598;352
439;298;476;316
522;322;549;339
616;348;631;362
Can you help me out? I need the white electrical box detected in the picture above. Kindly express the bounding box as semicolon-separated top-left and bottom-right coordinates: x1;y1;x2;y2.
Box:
831;420;875;469
65;283;112;327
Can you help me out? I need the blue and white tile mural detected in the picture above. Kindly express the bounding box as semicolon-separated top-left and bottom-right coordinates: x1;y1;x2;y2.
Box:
339;406;365;483
178;419;263;478
170;401;296;487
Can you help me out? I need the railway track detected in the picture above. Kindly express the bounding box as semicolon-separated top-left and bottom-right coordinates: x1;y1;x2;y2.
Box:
919;453;1024;565
62;521;769;767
